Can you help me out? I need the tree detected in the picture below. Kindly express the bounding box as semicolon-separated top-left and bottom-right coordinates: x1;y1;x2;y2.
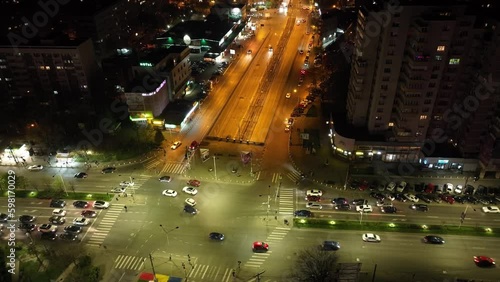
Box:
66;255;102;282
154;129;165;145
289;247;339;282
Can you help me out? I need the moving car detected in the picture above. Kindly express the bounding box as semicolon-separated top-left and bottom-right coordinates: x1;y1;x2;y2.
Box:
52;209;66;217
410;204;429;212
306;202;322;209
185;198;196;207
352;199;366;205
93;201;110;209
182;186;198;196
209;232;225;241
120;181;134;187
18;223;36;232
171;141;182;150
455;185;463;194
50;199;66;208
49;216;66;225
306;189;323;197
362;233;381;242
183;205;197;215
81;210;97;218
101;167;116;174
332;198;348;205
380;206;397;213
473;256;496;267
111;187;126;193
322;241;340;251
294;210;312;217
38;224;57;233
306;195;321;202
335;204;351;211
252;241;269;252
18;215;36;223
60;233;78;241
189;141;199;150
73;201;89;208
285;92;291;98
159;176;172;182
74;172;88;178
356;205;373;213
162;190;178;197
187;179;200;187
73;217;90;226
423;235;445;244
482;206;500;213
28;165;43;171
64;225;82;234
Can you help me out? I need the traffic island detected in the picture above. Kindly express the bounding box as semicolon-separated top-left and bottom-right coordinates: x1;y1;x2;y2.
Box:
293;218;500;238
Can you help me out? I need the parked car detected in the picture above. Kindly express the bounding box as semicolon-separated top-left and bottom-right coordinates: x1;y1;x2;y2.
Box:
101;167;116;174
93;201;110;209
404;193;419;203
50;199;66;208
444;183;454;194
187;179;201;187
356;205;373;213
396;181;407;193
380;206;397;213
386;182;396;192
73;201;89;208
332;198;348;205
28;165;44;171
335;204;351;211
352;199;366;205
416;194;432;203
74;172;88;178
162;189;177;197
18;215;36;223
440;194;455;204
159;176;172;182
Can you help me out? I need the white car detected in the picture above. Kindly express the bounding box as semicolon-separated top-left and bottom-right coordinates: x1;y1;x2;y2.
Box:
455;185;463;194
444;183;454;193
386;182;396;192
159;176;172;182
171;141;182;150
93;201;110;209
362;233;381;242
286;92;291;98
306;202;322;209
111;187;126;193
285;125;291;132
182;186;198;195
52;209;67;217
185;198;197;207
120;181;134;187
385;194;395;201
306;189;323;197
356;205;373;213
28;165;43;171
404;193;419;203
38;224;57;233
162;189;177;197
482;206;500;213
72;217;90;226
396;181;407;192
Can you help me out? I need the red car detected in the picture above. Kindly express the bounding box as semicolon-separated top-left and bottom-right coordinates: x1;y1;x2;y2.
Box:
425;183;435;194
252;241;269;252
474;256;495;267
81;210;97;218
187;179;201;187
306;195;321;202
440;194;455;204
189;141;199;150
358;181;369;191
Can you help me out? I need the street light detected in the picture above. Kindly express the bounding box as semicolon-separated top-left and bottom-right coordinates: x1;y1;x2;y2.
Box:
52;174;69;196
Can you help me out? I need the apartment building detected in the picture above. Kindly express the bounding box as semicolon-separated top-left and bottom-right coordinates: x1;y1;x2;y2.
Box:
0;37;99;109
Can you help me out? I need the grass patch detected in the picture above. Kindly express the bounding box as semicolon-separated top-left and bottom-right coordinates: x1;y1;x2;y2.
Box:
293;218;500;238
20;260;67;281
1;190;112;201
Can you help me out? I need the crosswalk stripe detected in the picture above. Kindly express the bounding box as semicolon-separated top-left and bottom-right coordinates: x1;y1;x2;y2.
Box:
114;255;146;270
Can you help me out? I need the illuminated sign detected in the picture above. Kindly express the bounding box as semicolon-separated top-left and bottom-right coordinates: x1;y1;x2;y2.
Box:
140;62;153;67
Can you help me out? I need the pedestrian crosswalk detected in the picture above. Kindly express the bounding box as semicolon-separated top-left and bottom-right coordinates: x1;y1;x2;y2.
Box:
244;251;273;268
271;173;282;183
87;204;124;247
265;226;291;243
113;255;146;270
188;264;234;282
286;170;302;183
278;188;295;215
144;159;186;175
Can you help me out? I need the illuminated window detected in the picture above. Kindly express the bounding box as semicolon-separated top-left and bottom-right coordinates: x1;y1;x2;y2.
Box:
420;115;428;120
39;66;44;70
388;122;394;127
45;66;50;70
435;55;442;61
449;58;460;65
437;46;445;51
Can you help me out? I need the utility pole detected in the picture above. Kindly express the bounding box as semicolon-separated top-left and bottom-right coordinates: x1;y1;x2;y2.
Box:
148;253;158;282
459;205;469;228
213;156;217;180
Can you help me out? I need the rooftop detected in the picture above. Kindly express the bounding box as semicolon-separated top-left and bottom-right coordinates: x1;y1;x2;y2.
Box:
332;112;386;142
160;100;196;125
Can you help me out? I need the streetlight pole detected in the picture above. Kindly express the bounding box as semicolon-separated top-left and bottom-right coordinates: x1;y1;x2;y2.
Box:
359;210;363;224
53;174;69;196
148;253;158;282
213;156;217;180
344;165;350;190
159;225;179;247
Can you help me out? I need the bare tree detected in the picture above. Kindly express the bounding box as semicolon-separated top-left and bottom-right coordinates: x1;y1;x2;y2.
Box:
289;247;339;282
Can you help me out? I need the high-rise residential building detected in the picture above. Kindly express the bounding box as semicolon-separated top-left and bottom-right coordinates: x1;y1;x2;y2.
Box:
0;37;99;109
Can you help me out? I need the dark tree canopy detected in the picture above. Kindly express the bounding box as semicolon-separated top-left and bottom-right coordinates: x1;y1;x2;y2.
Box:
289;247;339;282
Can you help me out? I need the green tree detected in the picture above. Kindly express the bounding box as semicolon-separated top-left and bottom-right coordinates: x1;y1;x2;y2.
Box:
66;255;101;282
289;247;339;282
154;129;165;145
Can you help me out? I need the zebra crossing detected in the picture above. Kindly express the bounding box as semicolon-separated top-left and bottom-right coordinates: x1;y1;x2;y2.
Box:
87;204;124;247
144;158;186;175
188;264;234;282
244;251;273;268
265;226;292;243
113;255;145;270
271;172;282;184
286;169;302;183
278;188;295;215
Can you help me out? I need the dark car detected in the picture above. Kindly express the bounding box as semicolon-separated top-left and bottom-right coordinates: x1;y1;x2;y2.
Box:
416;194;432;203
40;232;57;241
81;210;97;218
101;167;116;174
0;213;10;222
410;204;428;212
465;196;478;204
184;205;197;215
335;204;350;211
322;241;340;251
349;180;360;190
381;206;397;213
424;235;445;244
18;215;36;223
64;225;83;234
209;232;225;241
73;201;89;208
18;223;36;232
59;232;78;241
294;210;312;217
394;193;407;202
332;198;348;205
49;216;66;225
352;199;366;205
189;141;199;150
370;192;385;201
454;195;467;204
473;256;496;267
50;199;66;208
414;183;426;193
74;172;88;178
159;176;172;182
464;185;475;195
